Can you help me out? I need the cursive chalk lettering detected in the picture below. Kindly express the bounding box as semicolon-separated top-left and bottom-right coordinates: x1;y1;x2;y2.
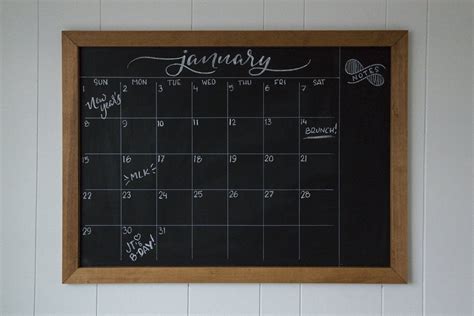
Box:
84;91;121;119
127;49;311;77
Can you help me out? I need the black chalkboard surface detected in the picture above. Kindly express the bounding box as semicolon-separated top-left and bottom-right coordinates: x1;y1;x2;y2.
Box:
79;46;391;267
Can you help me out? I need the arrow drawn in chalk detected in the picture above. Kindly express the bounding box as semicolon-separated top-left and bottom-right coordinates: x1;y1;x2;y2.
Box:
123;163;157;186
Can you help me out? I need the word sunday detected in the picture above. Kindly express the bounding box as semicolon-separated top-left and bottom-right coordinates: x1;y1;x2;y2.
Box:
127;49;311;77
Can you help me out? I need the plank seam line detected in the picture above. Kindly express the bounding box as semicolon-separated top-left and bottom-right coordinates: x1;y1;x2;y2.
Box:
190;0;193;30
303;0;306;30
381;284;384;316
95;284;99;316
299;284;302;316
33;0;40;314
422;0;430;315
187;284;190;316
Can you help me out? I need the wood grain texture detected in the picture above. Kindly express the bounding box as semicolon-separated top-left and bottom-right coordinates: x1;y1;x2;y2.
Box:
62;33;80;283
62;30;408;284
65;267;405;284
390;31;408;282
63;30;406;47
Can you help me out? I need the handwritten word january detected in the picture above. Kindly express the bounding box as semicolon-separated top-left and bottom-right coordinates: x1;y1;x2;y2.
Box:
127;49;311;77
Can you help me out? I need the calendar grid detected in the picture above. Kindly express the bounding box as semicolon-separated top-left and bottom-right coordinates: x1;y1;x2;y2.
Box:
84;116;336;120
84;152;335;156
85;224;335;227
84;188;334;191
81;76;340;265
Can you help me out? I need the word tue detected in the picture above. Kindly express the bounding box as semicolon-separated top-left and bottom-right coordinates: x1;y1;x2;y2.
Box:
127;49;311;77
125;233;156;262
84;91;121;119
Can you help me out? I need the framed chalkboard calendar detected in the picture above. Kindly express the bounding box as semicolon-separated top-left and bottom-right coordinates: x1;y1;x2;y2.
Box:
62;31;407;283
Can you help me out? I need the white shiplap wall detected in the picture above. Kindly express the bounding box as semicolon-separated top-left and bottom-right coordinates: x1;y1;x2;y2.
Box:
1;0;472;315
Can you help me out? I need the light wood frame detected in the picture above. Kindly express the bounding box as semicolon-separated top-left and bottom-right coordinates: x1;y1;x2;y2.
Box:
63;31;408;284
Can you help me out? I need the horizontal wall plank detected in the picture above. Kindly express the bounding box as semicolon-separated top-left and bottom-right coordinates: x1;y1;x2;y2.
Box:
305;0;386;29
264;0;304;30
189;284;260;316
97;285;188;315
101;0;192;30
301;285;381;315
193;0;264;30
261;284;300;316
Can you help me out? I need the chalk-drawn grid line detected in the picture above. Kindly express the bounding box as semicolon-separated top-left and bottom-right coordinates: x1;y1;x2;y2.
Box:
81;76;340;79
82;188;334;192
82;224;335;227
83;152;335;155
84;116;335;119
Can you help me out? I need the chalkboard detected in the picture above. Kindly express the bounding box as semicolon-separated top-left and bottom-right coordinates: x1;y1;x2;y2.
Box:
63;31;407;283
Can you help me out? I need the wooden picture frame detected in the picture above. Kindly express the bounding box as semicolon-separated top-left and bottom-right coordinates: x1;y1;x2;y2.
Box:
63;31;408;284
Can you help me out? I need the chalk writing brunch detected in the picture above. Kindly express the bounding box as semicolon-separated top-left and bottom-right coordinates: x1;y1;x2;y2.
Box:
127;49;311;77
304;123;338;140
